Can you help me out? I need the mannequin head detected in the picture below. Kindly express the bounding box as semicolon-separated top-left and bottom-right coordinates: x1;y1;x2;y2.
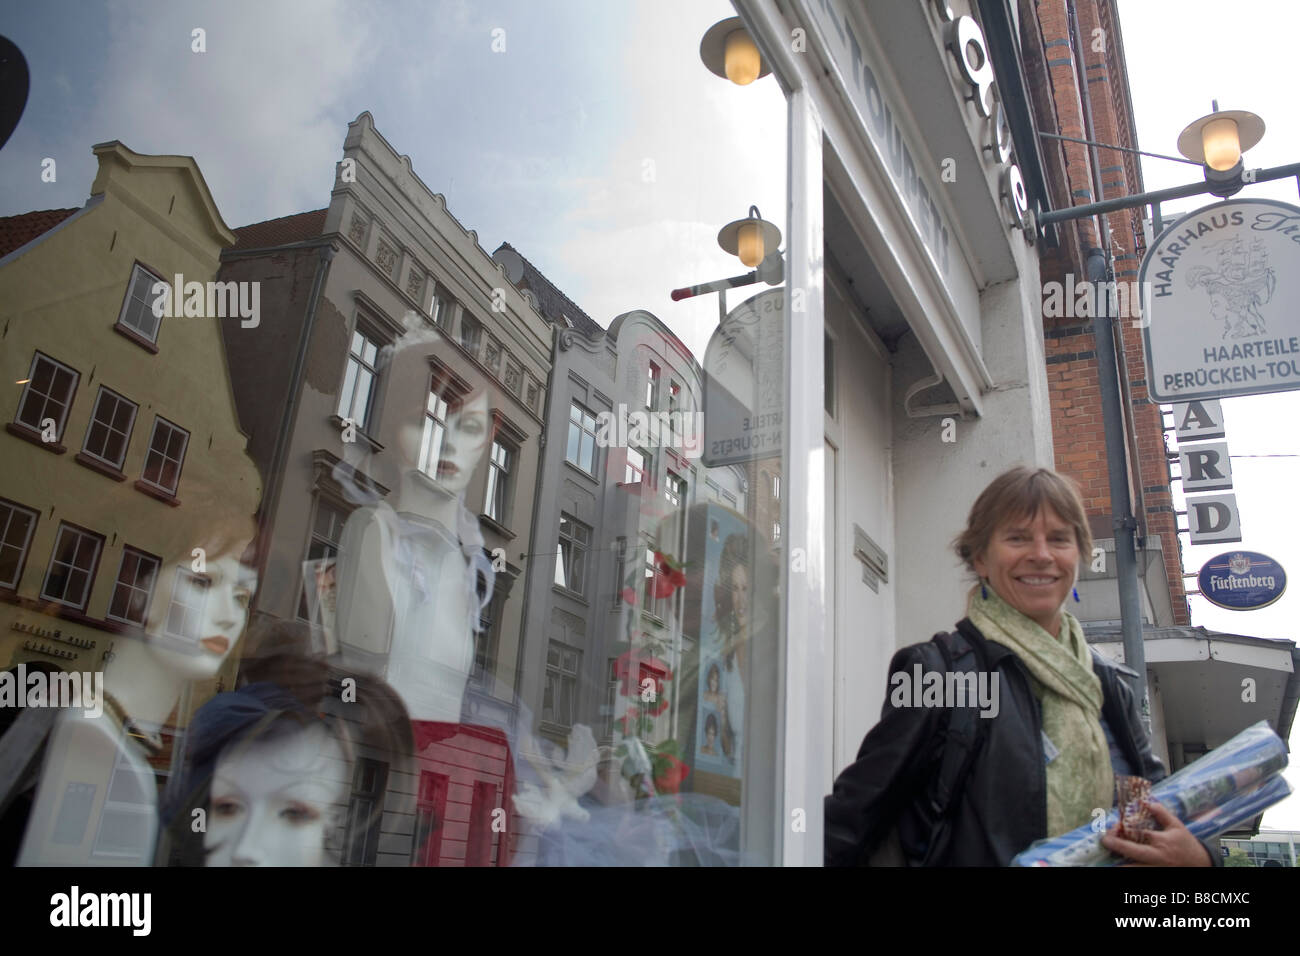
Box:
205;720;347;867
396;382;493;499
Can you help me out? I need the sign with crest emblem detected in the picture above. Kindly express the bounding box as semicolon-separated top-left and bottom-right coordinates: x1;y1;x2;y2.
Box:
1197;550;1286;611
1141;199;1300;403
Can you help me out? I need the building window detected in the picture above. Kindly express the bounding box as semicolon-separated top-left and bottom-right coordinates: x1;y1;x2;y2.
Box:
542;641;581;730
107;546;160;626
773;521;781;543
554;514;590;595
343;757;388;866
642;546;666;620
603;658;621;735
668;380;681;436
418;389;451;479
298;498;348;620
565;402;597;474
0;499;38;590
624;446;646;485
646;361;660;409
460;314;482;356
665;471;684;507
165;567;207;640
115;263;165;344
772;474;780;499
411;771;449;867
337;328;380;432
472;589;502;683
611;536;628;608
140;416;189;495
15;352;80;441
466;780;499;866
431;290;451;329
484;440;513;525
40;523;104;610
81;386;138;470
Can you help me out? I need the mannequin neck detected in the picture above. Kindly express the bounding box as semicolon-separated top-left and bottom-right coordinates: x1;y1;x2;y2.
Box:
102;638;184;727
397;469;462;536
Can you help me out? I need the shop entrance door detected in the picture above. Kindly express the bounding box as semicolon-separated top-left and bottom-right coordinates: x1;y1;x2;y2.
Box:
822;266;894;782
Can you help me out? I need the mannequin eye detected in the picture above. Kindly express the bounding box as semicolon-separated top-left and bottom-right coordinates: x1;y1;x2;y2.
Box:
280;803;320;824
212;798;242;818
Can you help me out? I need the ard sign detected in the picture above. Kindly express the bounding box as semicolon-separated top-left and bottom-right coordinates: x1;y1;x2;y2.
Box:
1140;199;1300;403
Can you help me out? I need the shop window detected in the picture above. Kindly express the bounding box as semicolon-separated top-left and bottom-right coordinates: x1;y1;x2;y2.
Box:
565;402;597;474
81;386;138;470
108;546;160;626
40;522;104;610
337;328;381;432
140;416;189;495
554;514;590;595
115;263;164;345
14;351;79;442
0;499;38;590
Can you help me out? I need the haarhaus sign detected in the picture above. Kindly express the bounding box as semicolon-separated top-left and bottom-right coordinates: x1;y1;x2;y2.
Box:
1140;199;1300;403
1197;551;1286;611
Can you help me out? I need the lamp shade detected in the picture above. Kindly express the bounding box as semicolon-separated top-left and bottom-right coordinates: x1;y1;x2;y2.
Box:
718;206;781;269
700;17;772;84
1177;109;1264;169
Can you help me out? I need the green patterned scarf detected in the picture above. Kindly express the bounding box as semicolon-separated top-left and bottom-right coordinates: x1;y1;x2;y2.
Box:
966;582;1113;838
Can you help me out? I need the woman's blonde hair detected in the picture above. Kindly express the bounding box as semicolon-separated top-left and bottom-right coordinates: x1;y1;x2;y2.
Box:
953;466;1092;573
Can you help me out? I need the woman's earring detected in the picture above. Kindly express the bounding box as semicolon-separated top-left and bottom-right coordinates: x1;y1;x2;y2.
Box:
980;580;988;600
1072;587;1081;603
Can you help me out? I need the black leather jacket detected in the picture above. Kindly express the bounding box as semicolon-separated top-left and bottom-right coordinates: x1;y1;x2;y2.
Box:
824;618;1220;866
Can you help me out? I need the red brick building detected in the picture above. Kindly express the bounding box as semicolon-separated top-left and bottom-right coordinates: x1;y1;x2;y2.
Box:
1022;0;1190;627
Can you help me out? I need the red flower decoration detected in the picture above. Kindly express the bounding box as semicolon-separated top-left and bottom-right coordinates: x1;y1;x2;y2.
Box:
614;648;672;699
621;586;638;606
651;551;687;599
652;754;691;794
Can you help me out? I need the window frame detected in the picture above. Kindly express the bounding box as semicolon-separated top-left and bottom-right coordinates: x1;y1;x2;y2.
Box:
541;639;582;732
39;521;105;611
139;415;190;496
564;401;598;475
14;351;80;443
483;438;514;526
80;385;139;471
336;325;382;433
0;498;39;591
554;513;591;596
163;566;208;642
114;262;166;347
297;496;351;621
106;545;161;627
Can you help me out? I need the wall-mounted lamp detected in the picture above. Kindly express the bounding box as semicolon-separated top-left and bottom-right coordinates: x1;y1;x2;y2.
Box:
718;205;781;269
699;17;771;86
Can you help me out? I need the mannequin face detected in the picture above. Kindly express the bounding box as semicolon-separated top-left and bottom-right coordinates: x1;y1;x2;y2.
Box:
400;389;492;497
204;723;347;867
149;548;255;681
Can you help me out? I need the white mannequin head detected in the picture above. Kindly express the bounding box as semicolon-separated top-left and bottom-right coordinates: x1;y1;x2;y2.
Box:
203;721;347;867
398;386;493;498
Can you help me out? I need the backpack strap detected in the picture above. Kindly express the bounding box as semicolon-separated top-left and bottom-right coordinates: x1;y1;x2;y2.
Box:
916;624;992;865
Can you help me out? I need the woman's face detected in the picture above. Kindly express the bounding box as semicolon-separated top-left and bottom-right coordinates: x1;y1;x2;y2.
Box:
729;564;750;631
973;507;1079;635
204;723;347;867
399;389;491;496
150;548;255;681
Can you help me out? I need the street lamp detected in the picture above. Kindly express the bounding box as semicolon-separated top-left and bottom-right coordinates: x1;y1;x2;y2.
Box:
718;205;781;269
1176;102;1266;197
699;17;771;86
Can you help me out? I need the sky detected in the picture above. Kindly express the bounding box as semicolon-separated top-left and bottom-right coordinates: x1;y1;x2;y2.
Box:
0;0;1295;845
1118;0;1300;835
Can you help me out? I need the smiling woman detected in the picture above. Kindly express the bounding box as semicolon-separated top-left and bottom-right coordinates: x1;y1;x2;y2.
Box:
824;466;1217;868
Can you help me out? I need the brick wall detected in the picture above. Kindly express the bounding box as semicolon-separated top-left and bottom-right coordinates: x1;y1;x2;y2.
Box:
1027;0;1190;624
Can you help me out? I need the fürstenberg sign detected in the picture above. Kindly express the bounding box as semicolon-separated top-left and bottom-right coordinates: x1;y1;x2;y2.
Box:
1140;198;1300;403
803;0;1030;276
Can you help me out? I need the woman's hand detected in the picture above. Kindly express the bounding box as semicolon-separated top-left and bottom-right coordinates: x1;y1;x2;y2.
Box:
1100;800;1213;866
